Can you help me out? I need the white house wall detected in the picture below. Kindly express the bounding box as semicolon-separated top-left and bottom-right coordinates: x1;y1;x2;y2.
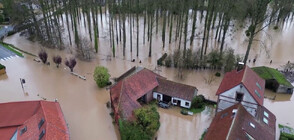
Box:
171;97;191;108
153;92;163;101
153;92;191;108
218;84;258;116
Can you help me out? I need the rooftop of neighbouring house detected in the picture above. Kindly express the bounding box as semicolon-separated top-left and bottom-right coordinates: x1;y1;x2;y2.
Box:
252;66;293;88
205;103;276;140
0;100;69;140
110;67;198;120
216;65;265;105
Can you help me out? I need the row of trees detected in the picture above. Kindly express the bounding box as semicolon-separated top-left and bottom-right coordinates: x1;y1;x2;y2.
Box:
3;0;294;63
164;48;242;72
38;51;77;72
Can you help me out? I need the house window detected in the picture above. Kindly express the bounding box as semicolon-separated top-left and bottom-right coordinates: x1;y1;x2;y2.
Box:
185;102;189;106
256;82;262;90
255;90;261;98
249;122;255;128
20;126;27;135
39;129;45;140
10;130;17;140
263;117;269;124
173;99;177;104
245;132;255;140
157;94;161;101
236;93;244;102
38;118;45;129
264;111;269;118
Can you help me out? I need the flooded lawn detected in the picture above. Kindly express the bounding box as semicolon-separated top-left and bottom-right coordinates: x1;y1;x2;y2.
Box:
157;106;215;140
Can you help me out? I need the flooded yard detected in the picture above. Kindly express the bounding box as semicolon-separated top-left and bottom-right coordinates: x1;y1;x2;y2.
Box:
0;12;294;139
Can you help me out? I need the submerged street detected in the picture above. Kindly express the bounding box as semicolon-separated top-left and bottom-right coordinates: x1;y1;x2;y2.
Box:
0;28;293;139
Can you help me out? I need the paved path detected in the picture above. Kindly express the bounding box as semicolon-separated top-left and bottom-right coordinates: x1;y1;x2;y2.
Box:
0;45;17;60
0;25;17;61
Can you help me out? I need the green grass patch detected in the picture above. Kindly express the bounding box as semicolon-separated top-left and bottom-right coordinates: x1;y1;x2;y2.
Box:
0;63;5;70
200;130;207;140
181;106;206;115
189;106;205;113
252;66;293;87
0;42;23;57
279;124;294;140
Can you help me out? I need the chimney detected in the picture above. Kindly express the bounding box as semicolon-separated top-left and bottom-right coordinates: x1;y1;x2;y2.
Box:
237;62;244;71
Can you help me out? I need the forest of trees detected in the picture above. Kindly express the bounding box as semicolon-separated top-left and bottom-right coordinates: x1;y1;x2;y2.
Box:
2;0;294;64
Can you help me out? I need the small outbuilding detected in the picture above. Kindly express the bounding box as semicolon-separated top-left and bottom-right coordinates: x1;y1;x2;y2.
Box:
252;66;293;94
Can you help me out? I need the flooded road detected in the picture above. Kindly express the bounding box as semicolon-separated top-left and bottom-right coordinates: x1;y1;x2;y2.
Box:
0;11;294;139
157;107;215;140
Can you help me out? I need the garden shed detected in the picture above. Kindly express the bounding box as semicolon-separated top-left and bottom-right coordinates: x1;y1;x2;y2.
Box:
252;66;293;94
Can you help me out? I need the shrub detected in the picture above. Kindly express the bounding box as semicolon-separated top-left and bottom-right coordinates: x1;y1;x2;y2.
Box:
93;66;110;88
207;50;222;69
165;55;172;67
119;120;151;140
191;95;205;109
157;53;167;66
65;58;77;72
0;64;5;70
53;55;62;68
134;105;160;137
184;49;193;68
0;63;5;70
224;48;236;72
181;109;188;115
215;72;221;77
273;26;278;30
173;49;181;68
38;51;48;64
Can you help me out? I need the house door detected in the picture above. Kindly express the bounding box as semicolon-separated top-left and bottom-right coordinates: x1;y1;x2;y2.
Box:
162;94;172;103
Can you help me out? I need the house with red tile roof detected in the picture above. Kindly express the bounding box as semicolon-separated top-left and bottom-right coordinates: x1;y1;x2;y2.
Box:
204;103;276;140
0;100;69;140
110;67;198;122
216;65;265;116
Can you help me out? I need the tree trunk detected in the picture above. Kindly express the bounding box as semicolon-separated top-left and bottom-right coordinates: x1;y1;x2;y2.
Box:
149;14;153;57
169;14;173;44
162;10;167;48
243;27;256;64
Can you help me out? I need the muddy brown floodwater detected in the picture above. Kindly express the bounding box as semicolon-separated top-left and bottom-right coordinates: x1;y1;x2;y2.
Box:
0;11;294;140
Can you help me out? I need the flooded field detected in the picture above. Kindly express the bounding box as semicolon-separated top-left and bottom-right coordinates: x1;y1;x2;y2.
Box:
0;11;294;140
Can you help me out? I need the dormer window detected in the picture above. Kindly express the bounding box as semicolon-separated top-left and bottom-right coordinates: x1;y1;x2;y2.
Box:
256;82;262;90
236;92;244;102
39;129;45;140
20;126;27;135
38;118;45;129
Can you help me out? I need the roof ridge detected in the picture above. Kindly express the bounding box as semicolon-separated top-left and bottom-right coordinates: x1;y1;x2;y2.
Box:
117;80;125;112
241;66;248;83
0;100;42;105
226;104;242;139
39;101;48;139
